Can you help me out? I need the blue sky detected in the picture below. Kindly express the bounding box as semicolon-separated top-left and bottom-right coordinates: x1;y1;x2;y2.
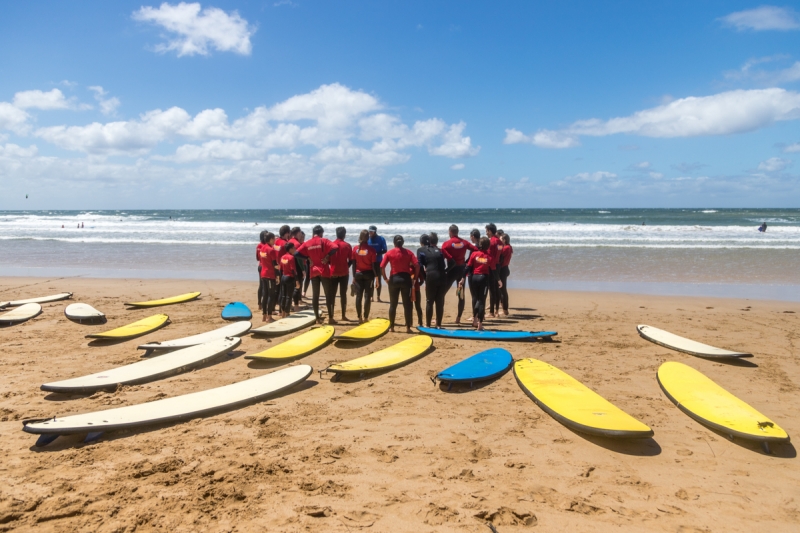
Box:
1;1;799;209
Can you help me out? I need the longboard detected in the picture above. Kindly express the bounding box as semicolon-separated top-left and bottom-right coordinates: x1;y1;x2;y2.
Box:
638;325;751;358
657;361;789;450
435;348;512;387
417;326;556;341
0;303;42;325
23;365;313;445
65;303;106;323
138;321;251;352
86;314;169;340
514;358;653;439
222;302;252;321
0;292;72;308
335;318;390;341
125;292;201;308
327;335;433;375
251;310;316;336
245;326;334;360
42;337;241;393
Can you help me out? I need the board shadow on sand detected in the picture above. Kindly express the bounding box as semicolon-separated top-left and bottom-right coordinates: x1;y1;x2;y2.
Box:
562;426;663;456
700;357;759;368
324;346;436;383
436;366;511;393
701;426;796;458
30;380;319;451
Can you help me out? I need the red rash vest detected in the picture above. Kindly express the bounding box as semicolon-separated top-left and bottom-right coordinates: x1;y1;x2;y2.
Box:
441;237;477;266
330;239;353;277
351;244;377;273
296;236;338;278
279;253;297;277
488;236;501;270
467;250;491;276
258;246;277;279
499;244;513;267
380;247;419;277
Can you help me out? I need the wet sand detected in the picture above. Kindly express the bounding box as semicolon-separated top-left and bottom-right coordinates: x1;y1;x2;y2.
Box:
0;276;798;532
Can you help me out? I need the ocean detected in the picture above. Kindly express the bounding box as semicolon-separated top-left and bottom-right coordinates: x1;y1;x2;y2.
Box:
2;209;799;300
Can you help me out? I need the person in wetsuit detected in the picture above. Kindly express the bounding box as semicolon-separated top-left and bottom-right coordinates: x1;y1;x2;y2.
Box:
274;225;291;309
380;235;419;333
330;226;353;321
459;236;496;331
288;227;305;311
256;230;269;309
258;232;278;323
418;231;447;328
278;241;298;318
368;225;388;302
498;233;513;316
351;229;379;323
296;225;339;324
413;234;428;327
485;223;502;318
442;224;477;324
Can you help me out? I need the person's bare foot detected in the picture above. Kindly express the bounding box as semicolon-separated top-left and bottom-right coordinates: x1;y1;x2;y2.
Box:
432;320;438;327
357;317;363;324
405;327;413;334
328;317;337;325
454;316;461;325
501;310;509;317
389;327;395;333
262;314;268;323
341;315;349;322
471;317;479;328
317;317;324;325
477;321;484;331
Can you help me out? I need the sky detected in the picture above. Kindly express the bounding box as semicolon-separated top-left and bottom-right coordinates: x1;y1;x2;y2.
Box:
1;1;799;209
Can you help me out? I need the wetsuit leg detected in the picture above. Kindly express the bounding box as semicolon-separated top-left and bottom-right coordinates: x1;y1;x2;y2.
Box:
354;272;374;320
311;276;322;320
414;284;423;326
332;275;348;315
257;265;263;307
374;262;382;301
391;273;412;328
499;266;510;312
261;278;276;316
354;273;364;319
433;276;447;326
281;275;294;313
387;277;400;328
321;277;335;318
303;265;311;295
424;273;443;327
363;273;374;320
470;274;489;321
446;265;466;319
268;280;279;316
488;269;499;314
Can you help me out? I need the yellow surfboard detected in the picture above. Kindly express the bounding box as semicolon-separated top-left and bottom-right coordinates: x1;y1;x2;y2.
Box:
335;318;390;341
514;358;653;439
125;292;201;308
328;335;433;375
245;326;334;360
86;314;170;340
658;362;789;448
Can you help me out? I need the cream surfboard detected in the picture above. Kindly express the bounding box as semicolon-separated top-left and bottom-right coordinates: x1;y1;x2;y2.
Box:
86;314;169;340
638;324;751;358
335;318;390;341
0;303;42;325
514;358;653;439
125;292;201;308
327;335;433;376
24;365;313;446
138;321;251;352
42;337;241;393
245;326;334;361
657;362;788;452
0;292;72;308
65;303;106;323
251;310;317;336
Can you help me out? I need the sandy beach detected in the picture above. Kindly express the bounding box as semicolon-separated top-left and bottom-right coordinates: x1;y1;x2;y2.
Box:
0;275;798;532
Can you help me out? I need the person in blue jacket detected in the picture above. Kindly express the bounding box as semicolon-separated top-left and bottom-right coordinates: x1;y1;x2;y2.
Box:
367;225;388;302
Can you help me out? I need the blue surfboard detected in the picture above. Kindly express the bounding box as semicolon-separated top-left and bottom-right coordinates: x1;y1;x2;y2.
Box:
436;348;512;387
417;327;556;341
221;302;252;321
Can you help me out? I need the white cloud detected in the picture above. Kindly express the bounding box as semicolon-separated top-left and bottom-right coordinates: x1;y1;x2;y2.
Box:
503;128;579;148
0;102;30;132
509;89;800;148
421;176;533;194
133;2;255;56
720;6;800;31
629;161;651;170
0;143;38;157
758;157;791;172
13;89;71;110
725;56;800;85
428;122;479;158
451;163;465;170
88;86;121;116
649;172;664;179
784;142;800;153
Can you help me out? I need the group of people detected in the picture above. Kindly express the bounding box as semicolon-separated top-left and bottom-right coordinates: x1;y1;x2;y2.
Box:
255;223;514;332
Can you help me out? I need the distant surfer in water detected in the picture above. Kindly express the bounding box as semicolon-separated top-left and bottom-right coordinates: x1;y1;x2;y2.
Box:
759;222;767;233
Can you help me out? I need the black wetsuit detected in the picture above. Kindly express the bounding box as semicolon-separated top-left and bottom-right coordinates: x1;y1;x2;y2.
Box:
352;262;378;321
279;275;295;314
418;245;447;327
293;256;307;306
499;265;510;312
388;272;413;329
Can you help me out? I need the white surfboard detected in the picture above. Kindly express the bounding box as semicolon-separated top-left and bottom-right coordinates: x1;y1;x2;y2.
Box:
251;310;317;336
0;292;72;308
137;321;252;352
24;365;312;440
637;324;751;358
65;303;106;323
41;337;242;393
0;303;42;325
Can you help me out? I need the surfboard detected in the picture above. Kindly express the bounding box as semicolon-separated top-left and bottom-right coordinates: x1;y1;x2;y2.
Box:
327;335;433;375
137;321;251;352
64;303;106;323
251;310;317;336
42;337;241;393
657;362;789;448
335;318;390;341
23;365;312;444
417;326;556;341
0;292;72;308
245;326;334;361
638;325;751;358
435;348;512;386
86;314;169;340
514;358;653;439
0;303;42;325
221;302;252;321
124;292;201;308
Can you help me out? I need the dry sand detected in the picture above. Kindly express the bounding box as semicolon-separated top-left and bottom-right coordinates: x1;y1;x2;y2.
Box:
0;276;798;532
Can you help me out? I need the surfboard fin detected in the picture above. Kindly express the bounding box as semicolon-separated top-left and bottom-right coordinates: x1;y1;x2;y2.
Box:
84;432;103;443
35;434;59;447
